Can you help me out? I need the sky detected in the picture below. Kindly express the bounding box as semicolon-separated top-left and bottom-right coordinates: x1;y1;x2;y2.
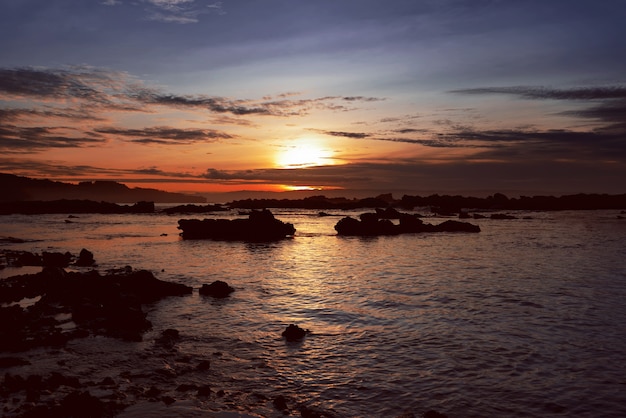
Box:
1;0;625;198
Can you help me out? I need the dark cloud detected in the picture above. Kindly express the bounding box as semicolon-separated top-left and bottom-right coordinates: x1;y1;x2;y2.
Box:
1;67;368;119
316;130;370;139
450;86;626;101
394;128;429;134
0;125;105;153
446;84;626;160
342;96;385;102
95;126;234;144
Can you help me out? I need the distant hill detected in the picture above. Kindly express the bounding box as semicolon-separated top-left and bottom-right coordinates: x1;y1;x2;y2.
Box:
0;173;206;203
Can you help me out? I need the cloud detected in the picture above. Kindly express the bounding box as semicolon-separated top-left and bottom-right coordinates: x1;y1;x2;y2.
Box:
142;0;225;24
0;67;388;119
1;66;391;154
446;84;626;157
95;126;235;144
314;129;370;139
0;125;105;153
450;86;626;101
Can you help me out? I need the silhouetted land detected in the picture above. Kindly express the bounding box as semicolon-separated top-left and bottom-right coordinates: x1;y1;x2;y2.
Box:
0;200;156;215
1;173;205;203
2;173;625;213
227;192;626;211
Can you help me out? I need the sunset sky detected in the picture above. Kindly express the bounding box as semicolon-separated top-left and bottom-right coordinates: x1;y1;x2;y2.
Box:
1;0;625;198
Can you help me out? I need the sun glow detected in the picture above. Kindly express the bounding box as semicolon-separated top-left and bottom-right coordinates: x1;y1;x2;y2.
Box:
275;138;333;169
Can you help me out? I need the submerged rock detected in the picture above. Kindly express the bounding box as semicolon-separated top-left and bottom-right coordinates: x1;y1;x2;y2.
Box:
178;209;295;241
199;280;235;298
282;324;309;342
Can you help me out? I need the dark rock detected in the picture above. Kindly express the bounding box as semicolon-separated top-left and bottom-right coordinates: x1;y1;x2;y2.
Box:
423;410;448;418
176;383;197;392
299;404;336;418
178;209;295;241
196;360;211;371
162;395;176;405
0;357;30;368
197;385;212;397
46;371;80;389
0;264;193;351
155;329;180;349
273;394;288;411
375;207;403;219
42;251;72;267
432;220;481;233
57;390;110;417
146;386;162;398
75;248;95;266
99;377;116;386
199;280;235;298
282;324;309;342
335;213;480;236
14;251;42;266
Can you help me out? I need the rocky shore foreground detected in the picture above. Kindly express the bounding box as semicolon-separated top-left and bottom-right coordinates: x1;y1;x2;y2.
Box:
0;250;450;418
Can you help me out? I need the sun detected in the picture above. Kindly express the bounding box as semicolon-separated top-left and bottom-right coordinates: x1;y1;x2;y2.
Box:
276;138;333;169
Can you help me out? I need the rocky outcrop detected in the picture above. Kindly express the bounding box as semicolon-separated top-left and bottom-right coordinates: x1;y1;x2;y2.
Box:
0;266;193;350
335;212;480;236
178;209;295;241
199;280;235;298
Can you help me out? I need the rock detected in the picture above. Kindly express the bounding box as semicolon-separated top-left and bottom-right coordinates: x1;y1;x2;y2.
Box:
334;213;480;236
75;248;95;266
155;329;180;349
423;410;448;418
197;385;212;397
199;280;235;298
432;220;481;233
42;251;72;267
176;383;197;392
282;324;309;342
14;251;42;266
0;357;31;368
196;360;211;371
178;209;295;241
273;395;288;411
0;263;193;350
57;390;112;417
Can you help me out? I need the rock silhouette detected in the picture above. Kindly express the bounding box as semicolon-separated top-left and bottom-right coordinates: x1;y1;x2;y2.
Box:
178;209;295;241
335;212;480;236
282;324;309;341
0;266;193;350
199;280;235;298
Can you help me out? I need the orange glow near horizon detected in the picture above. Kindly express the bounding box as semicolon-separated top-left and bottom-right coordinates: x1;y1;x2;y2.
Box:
121;181;287;195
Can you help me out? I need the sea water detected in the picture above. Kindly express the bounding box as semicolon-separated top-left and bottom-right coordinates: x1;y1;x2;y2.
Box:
1;208;625;417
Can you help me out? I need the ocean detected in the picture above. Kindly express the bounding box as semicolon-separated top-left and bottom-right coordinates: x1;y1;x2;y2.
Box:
1;208;626;417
